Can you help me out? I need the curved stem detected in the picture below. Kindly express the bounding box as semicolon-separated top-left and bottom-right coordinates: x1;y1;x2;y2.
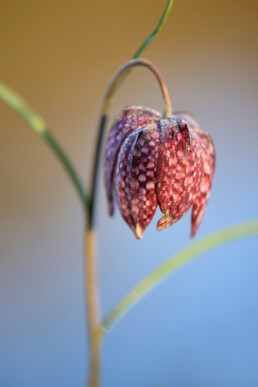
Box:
102;58;172;118
0;81;89;212
101;221;258;333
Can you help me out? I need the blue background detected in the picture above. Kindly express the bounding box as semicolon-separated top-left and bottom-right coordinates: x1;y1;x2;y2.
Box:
0;0;258;386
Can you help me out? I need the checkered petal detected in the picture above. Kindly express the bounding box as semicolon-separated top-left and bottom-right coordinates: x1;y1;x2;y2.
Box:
104;106;160;216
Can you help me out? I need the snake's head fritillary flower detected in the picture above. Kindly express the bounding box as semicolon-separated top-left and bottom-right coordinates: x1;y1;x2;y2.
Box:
104;106;215;239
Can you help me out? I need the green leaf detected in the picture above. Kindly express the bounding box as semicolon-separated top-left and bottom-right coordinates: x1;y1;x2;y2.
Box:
101;221;258;333
0;81;89;211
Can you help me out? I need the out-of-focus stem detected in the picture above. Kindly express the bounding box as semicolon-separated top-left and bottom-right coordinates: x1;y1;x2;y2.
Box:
85;229;101;387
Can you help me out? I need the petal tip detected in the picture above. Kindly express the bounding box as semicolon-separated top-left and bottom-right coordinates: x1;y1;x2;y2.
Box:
157;214;174;231
108;207;114;217
190;228;196;238
107;200;114;217
135;223;143;239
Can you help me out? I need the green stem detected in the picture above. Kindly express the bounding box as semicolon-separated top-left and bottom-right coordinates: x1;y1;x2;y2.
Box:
101;221;258;333
88;115;107;228
133;0;174;59
0;81;89;212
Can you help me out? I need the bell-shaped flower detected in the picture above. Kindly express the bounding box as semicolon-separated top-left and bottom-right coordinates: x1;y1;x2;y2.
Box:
104;106;215;239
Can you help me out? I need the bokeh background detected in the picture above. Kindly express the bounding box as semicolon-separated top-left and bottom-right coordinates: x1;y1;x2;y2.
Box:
1;0;258;386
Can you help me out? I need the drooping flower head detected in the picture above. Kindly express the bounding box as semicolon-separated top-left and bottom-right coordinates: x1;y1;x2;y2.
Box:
104;106;215;239
102;58;215;239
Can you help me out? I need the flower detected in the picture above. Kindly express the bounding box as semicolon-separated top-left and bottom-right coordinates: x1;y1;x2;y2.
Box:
104;106;215;239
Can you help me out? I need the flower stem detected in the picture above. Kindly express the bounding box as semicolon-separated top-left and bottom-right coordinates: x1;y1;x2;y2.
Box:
102;58;172;117
88;115;107;228
101;221;258;333
85;229;101;387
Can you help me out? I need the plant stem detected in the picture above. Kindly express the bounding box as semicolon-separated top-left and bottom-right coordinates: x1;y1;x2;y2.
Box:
86;119;108;387
85;229;101;387
101;221;258;333
88;115;107;228
0;81;89;211
102;58;172;118
133;0;174;59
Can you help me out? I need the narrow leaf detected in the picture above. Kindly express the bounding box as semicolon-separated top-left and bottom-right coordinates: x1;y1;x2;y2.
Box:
0;81;89;210
101;221;258;333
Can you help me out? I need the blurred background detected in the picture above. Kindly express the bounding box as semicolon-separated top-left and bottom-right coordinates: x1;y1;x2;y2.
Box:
1;0;258;386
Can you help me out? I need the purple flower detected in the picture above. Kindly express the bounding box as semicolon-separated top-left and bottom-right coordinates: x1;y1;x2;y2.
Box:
104;106;215;239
